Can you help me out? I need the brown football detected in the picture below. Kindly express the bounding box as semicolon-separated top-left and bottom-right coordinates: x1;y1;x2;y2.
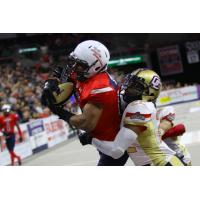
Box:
53;82;74;106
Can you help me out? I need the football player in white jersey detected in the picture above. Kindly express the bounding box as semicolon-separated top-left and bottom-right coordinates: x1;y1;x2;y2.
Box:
91;68;184;166
157;106;192;166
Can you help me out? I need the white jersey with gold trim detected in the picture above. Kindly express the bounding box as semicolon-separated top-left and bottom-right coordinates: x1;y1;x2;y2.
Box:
122;101;176;166
157;106;191;165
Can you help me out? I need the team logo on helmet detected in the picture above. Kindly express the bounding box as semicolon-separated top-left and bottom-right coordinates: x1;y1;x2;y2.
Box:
150;75;161;90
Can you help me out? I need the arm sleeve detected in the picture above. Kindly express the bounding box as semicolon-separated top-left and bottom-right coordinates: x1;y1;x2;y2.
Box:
92;127;137;159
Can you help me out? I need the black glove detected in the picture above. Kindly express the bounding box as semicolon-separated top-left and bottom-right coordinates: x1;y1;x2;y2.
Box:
51;64;74;82
41;78;75;123
19;137;23;143
41;78;60;112
44;78;60;94
52;66;63;79
77;131;93;146
42;96;75;123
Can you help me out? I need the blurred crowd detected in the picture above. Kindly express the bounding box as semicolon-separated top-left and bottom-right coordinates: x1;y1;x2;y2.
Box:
161;81;197;91
108;68;126;85
0;64;51;123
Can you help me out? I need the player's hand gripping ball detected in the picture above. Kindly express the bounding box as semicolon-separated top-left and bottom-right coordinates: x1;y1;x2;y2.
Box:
41;79;74;108
53;82;74;106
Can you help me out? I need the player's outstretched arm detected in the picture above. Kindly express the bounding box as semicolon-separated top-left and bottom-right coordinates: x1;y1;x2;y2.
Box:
92;126;137;159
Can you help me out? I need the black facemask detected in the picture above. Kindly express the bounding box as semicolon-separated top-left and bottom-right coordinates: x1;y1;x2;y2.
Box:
123;88;142;104
122;75;147;104
75;64;89;82
67;55;89;82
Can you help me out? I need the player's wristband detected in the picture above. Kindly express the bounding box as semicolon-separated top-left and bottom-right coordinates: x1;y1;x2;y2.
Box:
57;108;75;123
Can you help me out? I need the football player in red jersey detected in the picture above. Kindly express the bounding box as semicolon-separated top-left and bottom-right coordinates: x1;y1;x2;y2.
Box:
42;40;129;165
0;104;23;166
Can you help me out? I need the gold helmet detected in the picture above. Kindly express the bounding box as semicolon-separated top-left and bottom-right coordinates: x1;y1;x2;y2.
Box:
122;68;162;103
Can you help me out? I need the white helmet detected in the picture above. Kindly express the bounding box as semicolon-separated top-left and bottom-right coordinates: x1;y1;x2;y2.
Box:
2;104;11;113
70;40;110;80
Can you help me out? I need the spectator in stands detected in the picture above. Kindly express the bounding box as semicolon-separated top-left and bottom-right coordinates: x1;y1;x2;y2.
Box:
21;110;31;123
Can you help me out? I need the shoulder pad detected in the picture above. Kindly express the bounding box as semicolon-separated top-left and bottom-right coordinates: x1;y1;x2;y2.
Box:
123;101;154;124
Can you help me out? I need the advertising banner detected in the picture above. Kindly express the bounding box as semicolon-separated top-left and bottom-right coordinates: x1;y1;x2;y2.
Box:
27;119;48;151
157;86;198;107
44;116;70;148
158;45;183;76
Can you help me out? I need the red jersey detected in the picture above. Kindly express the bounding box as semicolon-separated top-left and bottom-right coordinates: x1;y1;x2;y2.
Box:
74;72;121;141
0;113;19;134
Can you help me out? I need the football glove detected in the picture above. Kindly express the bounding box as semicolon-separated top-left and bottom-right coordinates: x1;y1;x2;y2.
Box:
77;131;93;146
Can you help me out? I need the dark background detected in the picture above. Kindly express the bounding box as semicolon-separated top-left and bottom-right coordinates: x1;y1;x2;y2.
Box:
1;33;200;84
